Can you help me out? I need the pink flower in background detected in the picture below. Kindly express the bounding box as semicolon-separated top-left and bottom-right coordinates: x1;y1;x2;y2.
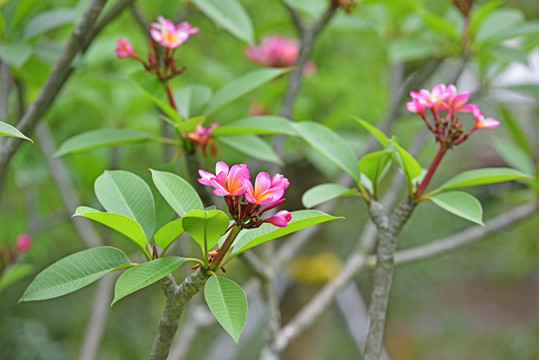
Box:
150;17;199;49
188;123;218;157
242;172;287;205
115;39;136;59
15;234;32;253
472;106;500;129
262;210;292;227
246;35;299;67
198;161;250;196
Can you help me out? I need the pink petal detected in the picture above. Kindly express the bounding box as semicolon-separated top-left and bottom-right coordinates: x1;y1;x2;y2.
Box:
210;178;230;196
477;118;500;129
254;172;272;195
198;169;215;186
215;161;229;177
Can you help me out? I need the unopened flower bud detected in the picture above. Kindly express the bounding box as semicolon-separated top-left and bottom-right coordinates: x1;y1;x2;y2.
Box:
16;234;32;253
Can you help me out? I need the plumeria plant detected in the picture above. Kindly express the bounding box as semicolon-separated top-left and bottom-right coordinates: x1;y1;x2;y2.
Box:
19;162;340;358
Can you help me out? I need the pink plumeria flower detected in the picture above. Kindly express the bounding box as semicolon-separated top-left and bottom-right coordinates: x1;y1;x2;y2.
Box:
15;234;32;253
115;39;136;59
407;84;452;115
188;123;219;156
262;210;292;227
246;35;299;67
242;172;286;205
198;161;250;196
271;173;290;190
150;17;199;49
442;84;476;113
472;106;500;129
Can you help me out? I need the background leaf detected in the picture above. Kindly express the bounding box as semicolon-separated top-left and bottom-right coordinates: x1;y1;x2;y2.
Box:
54;129;153;157
24;8;74;39
74;207;148;256
212;116;297;136
174;85;212;118
182;210;230;251
0;264;33;292
217;135;283;165
192;0;254;44
430;191;483;225
204;276;247;344
112;257;185;305
154;219;184;252
293;122;360;182
231;210;342;256
0;121;32;142
492;141;535;176
19;247;130;302
203;68;289;116
94;170;156;242
150;170;204;217
438;168;531;191
302;184;358;208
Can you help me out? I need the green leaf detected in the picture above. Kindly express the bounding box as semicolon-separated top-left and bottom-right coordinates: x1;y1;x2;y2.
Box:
301;184;358;208
475;8;524;43
174;115;206;134
217;135;282;165
182;209;230;252
112;256;185;305
19;247;130;302
390;141;423;183
130;70;182;123
174;85;212;118
417;8;459;41
231;210;342;256
204;276;247;344
53;129;153;157
0;43;32;68
24;8;74;39
353;116;389;147
0;121;32;142
389;39;438;62
154;218;184;252
0;264;33;292
438;168;532;191
94;171;156;242
150;169;204;217
74;207;148;256
203;68;289;116
358;151;392;188
192;0;254;44
293;122;359;182
492;141;535;176
469;1;502;39
499;106;534;158
212;116;297;136
429;191;483;225
11;0;40;33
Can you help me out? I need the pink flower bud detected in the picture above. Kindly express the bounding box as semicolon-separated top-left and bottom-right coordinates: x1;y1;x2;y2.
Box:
263;210;292;227
246;35;299;67
16;234;32;253
115;39;136;59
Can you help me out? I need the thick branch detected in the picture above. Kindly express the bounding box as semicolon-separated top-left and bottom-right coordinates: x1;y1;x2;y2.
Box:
0;0;109;194
149;270;209;360
364;198;415;360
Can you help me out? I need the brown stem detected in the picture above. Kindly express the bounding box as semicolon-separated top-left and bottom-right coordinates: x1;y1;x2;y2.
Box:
164;82;178;111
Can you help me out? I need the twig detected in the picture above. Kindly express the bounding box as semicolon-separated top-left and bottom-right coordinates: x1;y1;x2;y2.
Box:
0;0;108;195
366;201;539;267
0;62;12;124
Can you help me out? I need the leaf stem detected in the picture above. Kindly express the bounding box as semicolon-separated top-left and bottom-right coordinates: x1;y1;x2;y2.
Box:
208;225;242;272
416;146;446;198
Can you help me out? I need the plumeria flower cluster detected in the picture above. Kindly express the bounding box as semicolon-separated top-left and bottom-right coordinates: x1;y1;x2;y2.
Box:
245;35;316;76
198;162;291;228
115;16;198;81
406;84;500;148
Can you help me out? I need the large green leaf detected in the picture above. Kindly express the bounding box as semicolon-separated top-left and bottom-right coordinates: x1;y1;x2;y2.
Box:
130;70;182;123
353;117;389;147
438;168;531;191
150;170;204;217
154;218;184;252
0;121;32;142
429;191;483;225
302;184;358;208
390;141;423;183
293;122;359;182
217;135;282;165
94;171;156;242
231;210;342;256
112;256;185;305
212;116;297;136
192;0;254;44
74;207;149;256
54;129;153;157
19;247;130;302
174;85;212;118
24;8;74;39
203;68;289;116
358;151;392;189
204;276;247;344
182;209;230;252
